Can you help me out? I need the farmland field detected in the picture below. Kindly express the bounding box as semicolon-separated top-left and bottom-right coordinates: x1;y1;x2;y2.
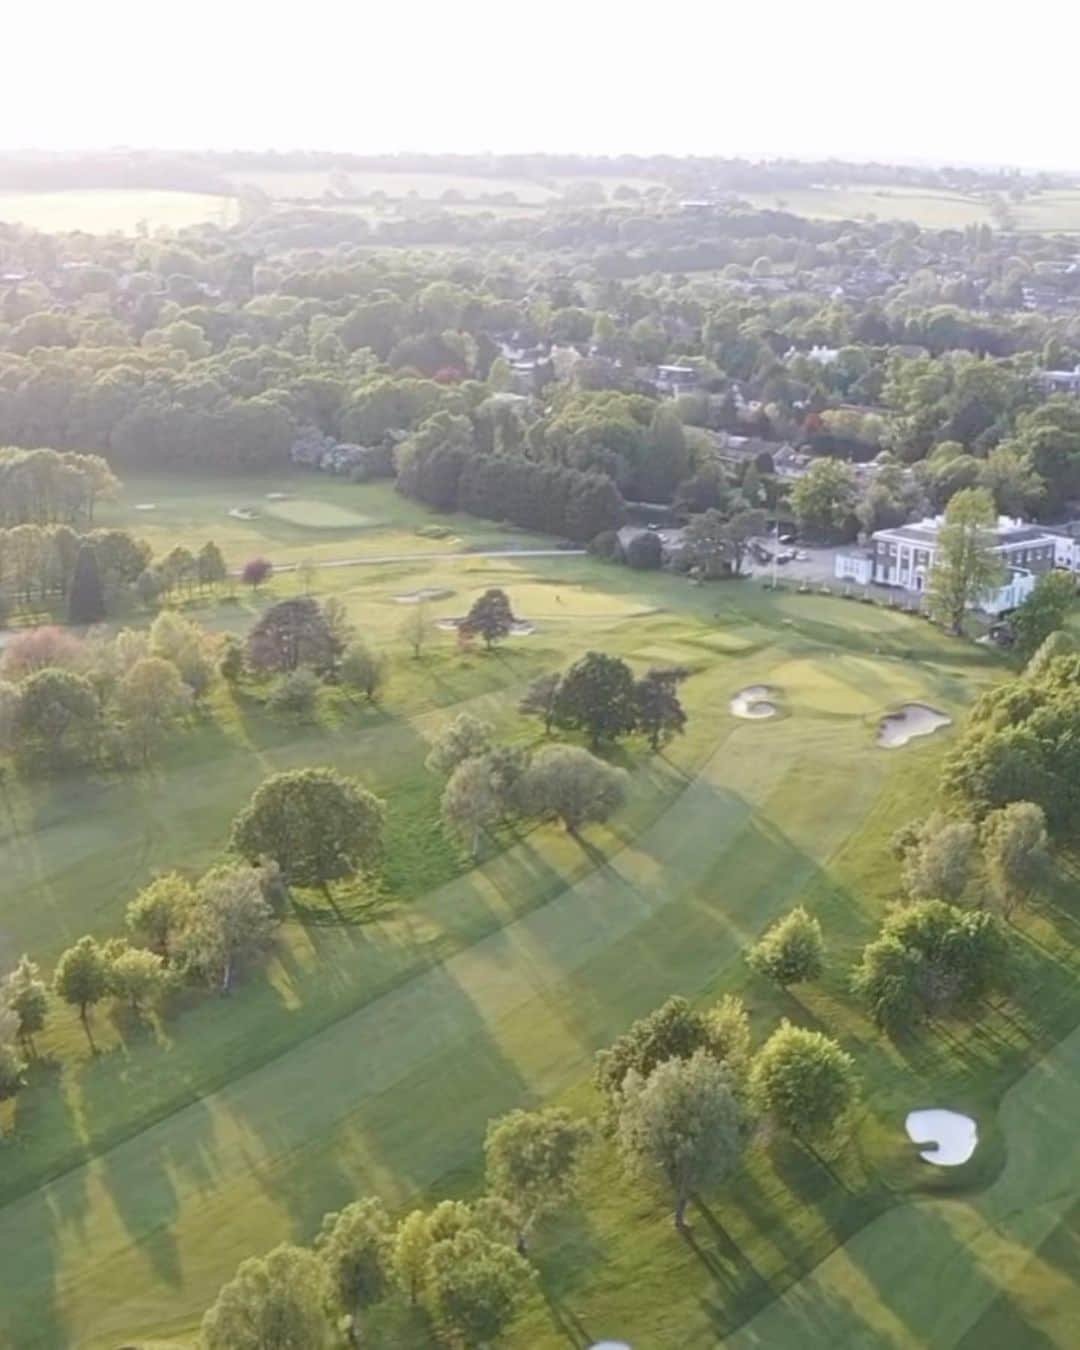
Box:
741;184;1080;233
229;168;657;203
5;480;1080;1348
0;190;236;234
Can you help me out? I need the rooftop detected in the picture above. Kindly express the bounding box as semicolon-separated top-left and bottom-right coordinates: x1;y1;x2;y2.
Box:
874;515;1061;548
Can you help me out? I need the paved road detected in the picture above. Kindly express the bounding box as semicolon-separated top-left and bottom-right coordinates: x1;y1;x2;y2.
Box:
232;547;587;576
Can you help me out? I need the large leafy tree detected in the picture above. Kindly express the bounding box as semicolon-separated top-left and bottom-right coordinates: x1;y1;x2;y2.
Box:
2;955;48;1048
53;936;108;1047
125;872;196;958
201;1244;332;1350
13;667;100;770
747;906;825;986
790;458;857;542
485;1107;591;1251
617;1049;745;1229
231;768;385;897
553;651;637;748
425;712;493;776
749;1022;859;1145
315;1197;392;1319
463;588;514;648
174;866;274;992
441;754;500;856
517;743;627;833
246;597;341;674
927;487;1005;634
633;666;689;751
982;801;1048;917
595;994;716;1104
113;656;191;761
1011;570;1075;661
423;1229;534;1347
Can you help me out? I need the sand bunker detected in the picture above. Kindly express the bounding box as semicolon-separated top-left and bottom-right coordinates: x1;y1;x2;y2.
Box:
436;616;535;636
731;685;778;719
134;502;157;511
228;507;259;521
265;492;292;500
905;1109;978;1166
878;703;952;749
394;588;455;604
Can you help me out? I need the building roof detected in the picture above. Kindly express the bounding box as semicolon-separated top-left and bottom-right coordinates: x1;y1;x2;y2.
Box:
873;516;1060;549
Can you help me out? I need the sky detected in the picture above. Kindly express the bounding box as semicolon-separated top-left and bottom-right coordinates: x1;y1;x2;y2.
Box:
3;1;1077;172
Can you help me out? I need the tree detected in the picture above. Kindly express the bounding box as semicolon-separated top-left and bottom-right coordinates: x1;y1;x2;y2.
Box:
340;641;387;702
425;712;493;776
53;936;108;1047
315;1197;392;1318
790;459;857;542
267;668;320;719
1025;628;1077;680
595;994;717;1104
2;955;48;1048
126;872;195;957
231;768;385;898
554;651;637;749
13;668;100;770
463;588;514;649
67;543;106;624
114;656;191;760
105;941;167;1010
724;509;767;576
201;1243;332;1350
617;1050;745;1229
518;671;561;735
400;599;429;659
747;906;825;986
242;556;272;591
175;866;275;992
1012;571;1075;661
247;597;340;674
518;744;627;834
0;1039;25;1111
392;1210;433;1305
148;611;213;700
295;556;319;596
196;540;228;590
633;666;689;751
639;405;690;503
852;900;1010;1031
442;754;500;857
683;509;732;580
899;813;976;901
749;1022;859;1145
485;1107;591;1251
423;1229;533;1347
982;801;1048;917
927;488;1006;634
218;636;245;682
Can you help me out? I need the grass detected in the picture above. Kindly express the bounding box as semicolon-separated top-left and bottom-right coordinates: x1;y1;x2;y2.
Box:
0;190;236;234
741;184;1080;233
4;480;1080;1347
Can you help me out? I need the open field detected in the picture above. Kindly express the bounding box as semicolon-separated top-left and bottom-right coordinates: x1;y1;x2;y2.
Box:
0;190;236;234
5;480;1080;1347
742;184;1080;233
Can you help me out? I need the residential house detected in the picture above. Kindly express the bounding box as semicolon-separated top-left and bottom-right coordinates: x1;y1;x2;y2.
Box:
654;364;701;397
1034;365;1080;396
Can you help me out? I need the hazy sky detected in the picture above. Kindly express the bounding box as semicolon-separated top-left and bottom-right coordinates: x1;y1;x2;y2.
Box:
5;1;1076;171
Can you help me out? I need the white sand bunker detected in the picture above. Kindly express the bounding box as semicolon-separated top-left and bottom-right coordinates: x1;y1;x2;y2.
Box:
394;588;455;604
436;616;536;636
134;502;157;511
731;685;778;719
878;703;952;749
905;1109;978;1166
265;492;293;500
228;507;259;521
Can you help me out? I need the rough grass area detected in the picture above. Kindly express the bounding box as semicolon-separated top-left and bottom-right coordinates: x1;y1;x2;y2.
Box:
741;184;1080;233
5;504;1080;1349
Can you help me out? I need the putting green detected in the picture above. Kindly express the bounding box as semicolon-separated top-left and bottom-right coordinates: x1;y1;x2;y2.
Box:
259;498;377;528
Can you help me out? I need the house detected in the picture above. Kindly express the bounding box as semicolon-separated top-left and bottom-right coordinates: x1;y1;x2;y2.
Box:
654;364;700;397
1034;365;1080;396
870;515;1061;593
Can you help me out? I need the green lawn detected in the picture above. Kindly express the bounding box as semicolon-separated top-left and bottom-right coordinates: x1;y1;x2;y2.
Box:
5;491;1080;1348
741;184;1080;233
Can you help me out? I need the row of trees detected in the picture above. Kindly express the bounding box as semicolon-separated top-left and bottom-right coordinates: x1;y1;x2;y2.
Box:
0;447;118;527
